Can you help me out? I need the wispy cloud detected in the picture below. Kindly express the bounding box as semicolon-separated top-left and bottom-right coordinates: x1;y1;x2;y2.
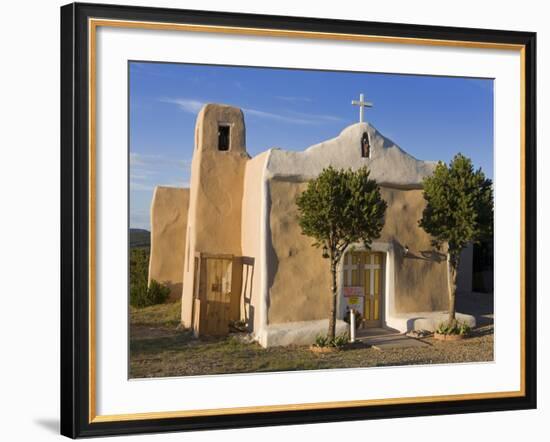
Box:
130;152;191;170
159;98;204;114
160;97;343;125
130;152;191;192
130;181;156;192
246;107;344;125
130;152;161;167
243;108;313;125
286;110;343;123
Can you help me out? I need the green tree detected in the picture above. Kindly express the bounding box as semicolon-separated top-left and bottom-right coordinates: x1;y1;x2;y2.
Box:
419;153;493;322
296;166;387;340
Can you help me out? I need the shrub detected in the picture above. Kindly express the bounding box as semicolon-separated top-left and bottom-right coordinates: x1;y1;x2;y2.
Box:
130;276;148;308
129;247;170;307
130;278;170;308
436;320;471;336
458;321;472;336
314;334;330;348
314;333;349;348
147;279;171;304
332;333;349;348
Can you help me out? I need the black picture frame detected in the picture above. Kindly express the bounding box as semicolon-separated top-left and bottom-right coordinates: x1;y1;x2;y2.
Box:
60;2;537;438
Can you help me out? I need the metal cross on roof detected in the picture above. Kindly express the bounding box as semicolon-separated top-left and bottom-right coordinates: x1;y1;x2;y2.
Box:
351;93;373;123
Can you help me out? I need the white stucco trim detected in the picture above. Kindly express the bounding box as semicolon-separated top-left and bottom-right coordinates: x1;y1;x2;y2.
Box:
257;319;349;347
266;123;436;188
337;241;395;326
147;186;159;286
387;311;476;333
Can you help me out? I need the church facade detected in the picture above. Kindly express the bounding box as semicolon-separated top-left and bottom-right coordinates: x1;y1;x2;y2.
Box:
148;103;475;347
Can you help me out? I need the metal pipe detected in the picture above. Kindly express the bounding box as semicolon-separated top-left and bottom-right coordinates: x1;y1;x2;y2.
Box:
350;309;356;343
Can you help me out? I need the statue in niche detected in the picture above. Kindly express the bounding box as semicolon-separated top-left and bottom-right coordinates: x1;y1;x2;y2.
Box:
361;132;370;158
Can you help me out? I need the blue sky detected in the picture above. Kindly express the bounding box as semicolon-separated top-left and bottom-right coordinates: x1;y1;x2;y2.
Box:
129;61;493;230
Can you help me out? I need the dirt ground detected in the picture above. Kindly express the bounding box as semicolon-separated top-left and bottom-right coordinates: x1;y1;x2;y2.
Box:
129;292;494;379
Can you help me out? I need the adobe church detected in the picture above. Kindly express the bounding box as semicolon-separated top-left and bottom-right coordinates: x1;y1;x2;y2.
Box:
147;98;475;347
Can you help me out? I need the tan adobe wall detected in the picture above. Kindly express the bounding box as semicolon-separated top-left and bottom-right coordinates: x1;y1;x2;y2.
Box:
267;179;332;324
380;187;448;313
266;180;449;325
181;104;249;327
148;186;189;302
240;151;270;331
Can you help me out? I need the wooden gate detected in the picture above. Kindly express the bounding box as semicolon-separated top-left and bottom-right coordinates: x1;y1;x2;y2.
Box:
192;253;242;336
342;251;384;328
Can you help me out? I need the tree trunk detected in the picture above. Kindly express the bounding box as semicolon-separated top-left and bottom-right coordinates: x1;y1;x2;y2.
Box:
446;252;459;322
327;260;338;341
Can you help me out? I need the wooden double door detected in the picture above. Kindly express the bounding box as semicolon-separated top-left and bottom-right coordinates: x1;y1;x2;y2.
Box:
342;251;384;328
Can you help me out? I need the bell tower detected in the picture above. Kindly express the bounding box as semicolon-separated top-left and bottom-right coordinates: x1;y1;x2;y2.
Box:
181;104;249;327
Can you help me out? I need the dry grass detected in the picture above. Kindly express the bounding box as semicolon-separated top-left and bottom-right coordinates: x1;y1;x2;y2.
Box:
129;302;494;378
130;300;181;328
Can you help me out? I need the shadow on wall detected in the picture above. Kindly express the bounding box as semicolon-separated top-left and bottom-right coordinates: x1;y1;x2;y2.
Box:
241;256;255;331
391;241;447;269
392;241;446;264
391;241;448;313
419;250;446;263
399;243;474;294
265;190;279;325
402;247;446;263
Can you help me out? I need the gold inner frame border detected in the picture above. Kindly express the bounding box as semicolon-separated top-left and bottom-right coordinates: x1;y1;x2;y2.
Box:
87;17;527;424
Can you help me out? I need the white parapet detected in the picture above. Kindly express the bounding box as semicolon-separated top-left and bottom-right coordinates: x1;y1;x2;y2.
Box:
256;319;349;348
386;311;476;333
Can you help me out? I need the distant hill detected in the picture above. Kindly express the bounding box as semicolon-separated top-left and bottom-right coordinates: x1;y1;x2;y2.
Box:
130;228;150;248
